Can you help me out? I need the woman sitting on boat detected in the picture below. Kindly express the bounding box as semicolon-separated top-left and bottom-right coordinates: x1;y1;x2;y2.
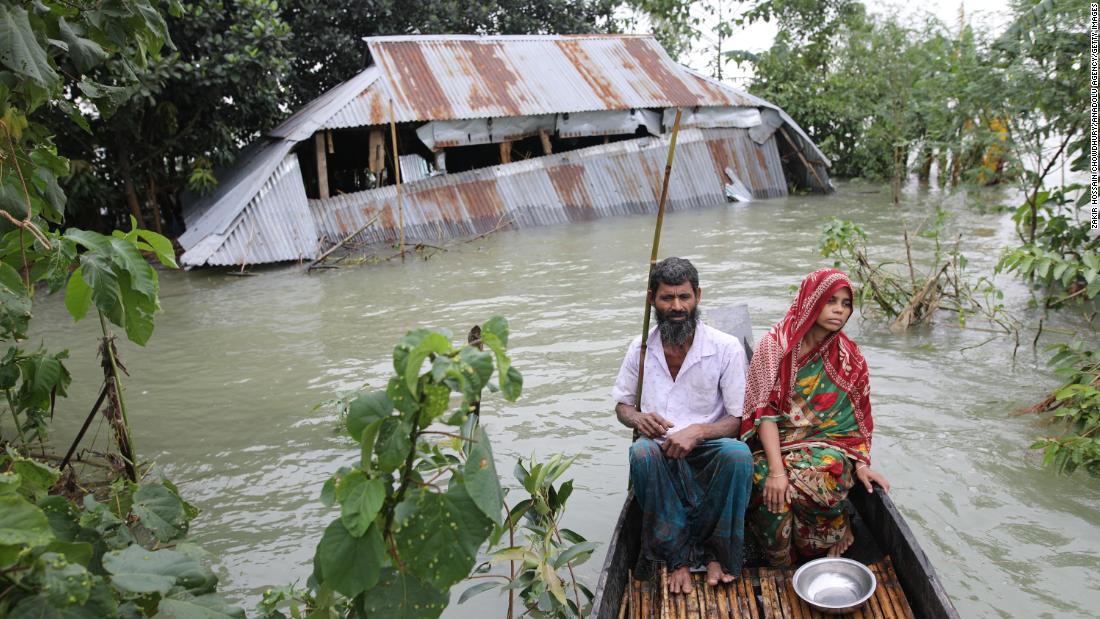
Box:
740;268;890;567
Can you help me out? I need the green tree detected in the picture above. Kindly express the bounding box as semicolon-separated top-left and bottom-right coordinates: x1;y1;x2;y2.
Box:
282;0;619;107
50;0;293;233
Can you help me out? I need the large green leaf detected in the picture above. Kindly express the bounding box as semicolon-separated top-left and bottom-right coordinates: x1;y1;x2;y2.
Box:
346;390;392;441
109;236;157;298
102;546;208;595
64;267;93;322
118;270;158;345
153;592;245;619
132;482;188;542
335;472;385;538
481;316;509;347
359;569;448;619
9;578;117;619
58;17;107;74
78;252;123;327
0;4;58;87
0;260;32;339
375;417;412;472
315;519;384;598
464;427;502;525
394;485;493;589
404;332;452;396
11;457;60;499
135;228;179;269
457;347;493;391
0;495;52;547
38;552;94;606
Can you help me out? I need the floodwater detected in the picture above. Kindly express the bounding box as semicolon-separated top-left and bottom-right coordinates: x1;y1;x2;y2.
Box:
33;181;1100;618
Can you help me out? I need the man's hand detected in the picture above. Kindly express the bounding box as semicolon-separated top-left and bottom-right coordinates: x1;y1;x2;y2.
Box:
661;425;702;459
634;411;675;439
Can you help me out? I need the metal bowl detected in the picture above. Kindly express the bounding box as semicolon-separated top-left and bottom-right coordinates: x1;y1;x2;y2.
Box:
792;557;876;615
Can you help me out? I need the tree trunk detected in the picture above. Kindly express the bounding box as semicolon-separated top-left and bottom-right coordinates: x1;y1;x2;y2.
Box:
119;153;145;229
147;175;163;234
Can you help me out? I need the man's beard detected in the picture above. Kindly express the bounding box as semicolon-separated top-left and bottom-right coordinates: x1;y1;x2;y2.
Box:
656;306;699;346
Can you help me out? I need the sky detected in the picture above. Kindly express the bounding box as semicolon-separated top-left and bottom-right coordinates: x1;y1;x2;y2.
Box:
624;0;1017;84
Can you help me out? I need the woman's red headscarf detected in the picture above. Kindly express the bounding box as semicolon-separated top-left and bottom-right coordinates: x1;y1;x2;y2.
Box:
740;268;873;462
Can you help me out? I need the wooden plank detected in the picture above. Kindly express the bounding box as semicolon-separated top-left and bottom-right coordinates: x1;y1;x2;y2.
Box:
727;579;744;619
539;128;553;155
633;579;642;619
674;584;687;619
873;564;900;619
703;579;720;618
716;580;732;619
684;576;701;618
740;570;761;619
777;570;808;619
864;574;887;619
880;558;916;619
641;580;650;619
757;569;782;619
500;140;513;164
871;562;906;619
765;570;792;619
314;132;329;199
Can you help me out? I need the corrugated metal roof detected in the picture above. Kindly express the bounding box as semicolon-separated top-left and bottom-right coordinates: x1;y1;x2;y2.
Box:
310;127;786;247
181;154;318;267
179;139;296;249
306;35;754;127
269;67;382;141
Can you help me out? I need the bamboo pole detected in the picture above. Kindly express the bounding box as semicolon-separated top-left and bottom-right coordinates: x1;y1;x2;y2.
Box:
633;108;683;409
389;99;405;261
306;214;380;271
660;565;670;619
779;126;826;191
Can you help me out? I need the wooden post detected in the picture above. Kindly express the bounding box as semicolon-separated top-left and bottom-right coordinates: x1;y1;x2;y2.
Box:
778;126;825;191
500;140;513;164
369;129;385;176
389;99;404;261
314;132;329;199
539;128;553;155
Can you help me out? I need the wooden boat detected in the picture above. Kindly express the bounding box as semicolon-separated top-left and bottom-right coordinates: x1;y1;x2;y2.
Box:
589;307;959;619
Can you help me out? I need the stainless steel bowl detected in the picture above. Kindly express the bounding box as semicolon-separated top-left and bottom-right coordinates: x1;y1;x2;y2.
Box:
792;557;876;615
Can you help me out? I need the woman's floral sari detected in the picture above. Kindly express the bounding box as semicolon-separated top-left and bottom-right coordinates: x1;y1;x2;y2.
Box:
740;268;873;566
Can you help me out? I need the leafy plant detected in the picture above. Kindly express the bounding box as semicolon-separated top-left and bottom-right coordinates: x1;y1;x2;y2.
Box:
260;317;524;619
462;454;598;619
818;217;1017;334
0;451;242;617
1028;343;1100;476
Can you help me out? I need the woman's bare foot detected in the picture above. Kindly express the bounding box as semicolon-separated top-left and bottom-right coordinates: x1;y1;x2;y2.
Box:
706;561;736;586
668;566;693;594
827;527;855;557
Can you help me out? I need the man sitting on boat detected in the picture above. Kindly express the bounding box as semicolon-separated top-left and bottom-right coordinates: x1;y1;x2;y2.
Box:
612;257;754;595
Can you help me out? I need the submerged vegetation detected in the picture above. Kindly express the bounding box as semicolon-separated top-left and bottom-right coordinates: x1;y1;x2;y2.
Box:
258;319;596;619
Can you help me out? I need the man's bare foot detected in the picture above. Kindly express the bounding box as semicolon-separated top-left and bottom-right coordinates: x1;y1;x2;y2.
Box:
827;527;855;557
706;561;736;586
668;566;693;594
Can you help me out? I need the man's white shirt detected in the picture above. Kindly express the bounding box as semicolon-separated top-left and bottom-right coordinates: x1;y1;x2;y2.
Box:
612;322;747;441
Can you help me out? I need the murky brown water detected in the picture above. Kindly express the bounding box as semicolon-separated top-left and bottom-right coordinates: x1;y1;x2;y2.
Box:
33;181;1100;617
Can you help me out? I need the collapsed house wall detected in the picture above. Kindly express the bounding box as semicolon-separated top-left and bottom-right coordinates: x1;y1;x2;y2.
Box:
309;127;785;247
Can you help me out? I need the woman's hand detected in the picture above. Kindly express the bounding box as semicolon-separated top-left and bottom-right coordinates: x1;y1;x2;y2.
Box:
764;471;794;513
855;465;890;493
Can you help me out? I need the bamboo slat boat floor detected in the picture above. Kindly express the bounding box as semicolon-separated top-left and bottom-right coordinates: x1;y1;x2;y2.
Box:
620;557;914;619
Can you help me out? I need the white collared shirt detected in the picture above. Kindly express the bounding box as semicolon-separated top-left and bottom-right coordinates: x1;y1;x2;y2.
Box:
612;322;747;438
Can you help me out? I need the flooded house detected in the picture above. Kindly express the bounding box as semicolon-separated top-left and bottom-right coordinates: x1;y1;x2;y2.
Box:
178;34;832;268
